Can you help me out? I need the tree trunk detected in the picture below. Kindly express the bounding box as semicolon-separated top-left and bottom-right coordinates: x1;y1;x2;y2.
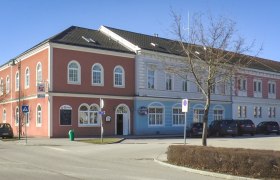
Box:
202;93;211;146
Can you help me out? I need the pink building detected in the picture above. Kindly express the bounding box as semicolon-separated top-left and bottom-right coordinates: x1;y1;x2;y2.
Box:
0;26;135;137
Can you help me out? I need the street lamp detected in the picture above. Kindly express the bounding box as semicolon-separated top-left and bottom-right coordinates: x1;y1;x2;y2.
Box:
10;58;21;140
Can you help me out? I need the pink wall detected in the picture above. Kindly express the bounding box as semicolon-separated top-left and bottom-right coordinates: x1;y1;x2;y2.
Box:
52;96;134;137
52;48;135;96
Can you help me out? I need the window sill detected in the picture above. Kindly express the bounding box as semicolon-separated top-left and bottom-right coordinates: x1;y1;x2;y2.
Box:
78;124;100;127
114;85;125;88
92;83;104;87
67;82;81;85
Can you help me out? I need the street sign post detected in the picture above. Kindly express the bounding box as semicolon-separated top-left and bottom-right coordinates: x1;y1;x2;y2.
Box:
182;99;188;145
100;98;104;143
21;105;29;145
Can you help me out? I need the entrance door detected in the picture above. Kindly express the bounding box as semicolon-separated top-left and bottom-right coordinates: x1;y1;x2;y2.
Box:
117;114;123;135
123;113;129;135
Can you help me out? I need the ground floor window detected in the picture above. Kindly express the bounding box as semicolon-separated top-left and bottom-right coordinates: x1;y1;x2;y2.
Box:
60;105;72;125
193;109;204;122
36;105;42;127
172;107;185;125
214;109;224;120
15;107;19;126
79;104;99;126
2;109;6;123
148;103;164;126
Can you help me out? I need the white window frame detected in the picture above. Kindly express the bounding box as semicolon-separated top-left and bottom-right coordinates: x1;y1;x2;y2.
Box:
25;67;30;89
147;68;155;89
253;79;262;97
193;108;204;123
165;73;173;91
172;104;185;126
268;81;276;99
6;76;10;94
213;106;224;120
78;103;100;127
148;102;164;127
36;62;42;84
268;107;276;118
2;109;6;123
92;63;104;86
36;104;42;127
15;106;19;126
15;71;19;91
113;65;125;87
238;105;247;118
0;78;3;95
67;60;81;85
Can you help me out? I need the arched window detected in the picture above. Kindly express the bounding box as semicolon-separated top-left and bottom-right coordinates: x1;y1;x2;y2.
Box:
6;76;10;93
213;105;224;120
60;105;72;125
114;66;125;87
68;61;80;84
3;109;6;123
172;103;185;126
92;63;104;85
36;62;42;84
0;78;3;95
79;104;100;126
25;67;30;88
15;107;19;126
148;102;164;126
36;105;42;127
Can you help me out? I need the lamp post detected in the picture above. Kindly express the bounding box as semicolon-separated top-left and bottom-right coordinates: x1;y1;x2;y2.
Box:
10;58;21;140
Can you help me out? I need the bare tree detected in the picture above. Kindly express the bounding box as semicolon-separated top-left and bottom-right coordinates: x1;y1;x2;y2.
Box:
169;12;257;146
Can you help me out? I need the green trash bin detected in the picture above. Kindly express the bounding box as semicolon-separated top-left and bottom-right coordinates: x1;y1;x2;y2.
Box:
68;130;74;141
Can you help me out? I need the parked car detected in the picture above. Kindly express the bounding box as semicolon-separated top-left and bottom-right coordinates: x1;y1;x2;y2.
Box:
187;122;203;137
256;121;280;135
208;120;238;137
0;123;14;138
235;119;256;136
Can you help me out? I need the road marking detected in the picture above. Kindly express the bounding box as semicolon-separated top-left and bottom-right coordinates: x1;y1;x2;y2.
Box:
44;146;68;152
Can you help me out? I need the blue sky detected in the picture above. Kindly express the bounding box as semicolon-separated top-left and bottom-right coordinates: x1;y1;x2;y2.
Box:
0;0;279;64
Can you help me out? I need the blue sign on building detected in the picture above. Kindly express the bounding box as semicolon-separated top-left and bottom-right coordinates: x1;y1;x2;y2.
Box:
22;105;29;113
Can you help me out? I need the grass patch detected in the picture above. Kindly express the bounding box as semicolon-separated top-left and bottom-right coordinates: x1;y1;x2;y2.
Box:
78;138;122;144
167;145;280;179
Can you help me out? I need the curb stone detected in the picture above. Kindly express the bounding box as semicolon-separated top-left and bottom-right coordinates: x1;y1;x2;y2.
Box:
154;153;259;180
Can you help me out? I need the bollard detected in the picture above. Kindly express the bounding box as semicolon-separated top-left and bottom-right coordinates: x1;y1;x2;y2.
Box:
68;130;74;141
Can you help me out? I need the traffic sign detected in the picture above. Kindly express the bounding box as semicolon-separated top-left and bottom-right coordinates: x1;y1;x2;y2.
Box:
99;111;106;115
22;105;29;113
182;99;188;112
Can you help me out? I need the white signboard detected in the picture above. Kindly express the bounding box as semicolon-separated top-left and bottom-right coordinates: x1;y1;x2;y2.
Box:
182;99;189;112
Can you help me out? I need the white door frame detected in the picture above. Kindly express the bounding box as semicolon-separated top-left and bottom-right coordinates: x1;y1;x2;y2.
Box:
115;104;130;135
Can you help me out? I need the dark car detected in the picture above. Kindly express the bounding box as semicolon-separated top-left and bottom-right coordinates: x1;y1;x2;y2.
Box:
235;119;256;136
0;123;14;138
187;122;203;137
256;121;280;135
208;120;238;137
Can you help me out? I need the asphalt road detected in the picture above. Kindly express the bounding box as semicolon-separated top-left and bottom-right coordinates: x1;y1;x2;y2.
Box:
1;135;279;180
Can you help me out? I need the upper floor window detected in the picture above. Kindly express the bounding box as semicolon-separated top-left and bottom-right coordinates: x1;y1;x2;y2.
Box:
68;61;81;84
92;63;104;86
25;67;30;88
237;78;247;91
182;75;188;92
166;73;172;90
147;69;155;89
268;81;276;94
253;79;262;93
114;66;125;87
36;104;42;127
15;72;19;91
148;102;164;126
6;76;10;93
36;62;42;84
0;78;3;95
